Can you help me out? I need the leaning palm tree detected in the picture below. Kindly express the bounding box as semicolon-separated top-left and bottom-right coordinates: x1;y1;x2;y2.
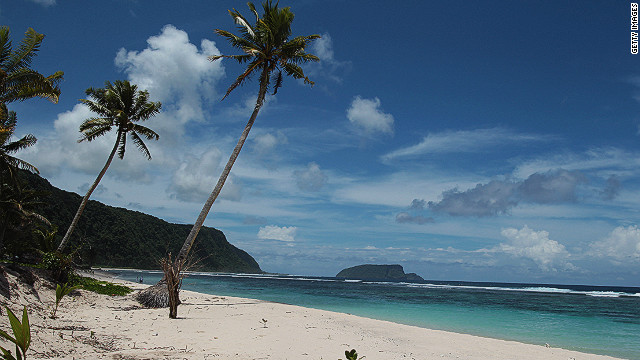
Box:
0;26;64;118
57;80;161;252
137;0;320;314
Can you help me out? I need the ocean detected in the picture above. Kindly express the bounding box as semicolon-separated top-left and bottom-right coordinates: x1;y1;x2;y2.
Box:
107;269;640;359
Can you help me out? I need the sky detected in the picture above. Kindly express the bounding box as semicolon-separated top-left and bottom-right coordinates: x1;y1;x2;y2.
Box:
3;0;640;286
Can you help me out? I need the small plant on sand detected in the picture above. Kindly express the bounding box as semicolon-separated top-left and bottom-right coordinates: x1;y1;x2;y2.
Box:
260;318;268;328
50;282;80;318
340;349;364;360
0;306;31;360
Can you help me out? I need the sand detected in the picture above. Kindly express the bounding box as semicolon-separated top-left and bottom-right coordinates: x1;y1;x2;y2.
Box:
0;268;625;360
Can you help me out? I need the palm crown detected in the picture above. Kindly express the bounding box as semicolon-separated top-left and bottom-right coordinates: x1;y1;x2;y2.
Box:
79;80;161;160
210;0;320;101
0;104;38;179
0;26;64;117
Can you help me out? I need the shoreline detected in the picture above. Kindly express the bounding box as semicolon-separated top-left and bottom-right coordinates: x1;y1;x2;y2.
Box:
85;269;624;360
0;267;627;359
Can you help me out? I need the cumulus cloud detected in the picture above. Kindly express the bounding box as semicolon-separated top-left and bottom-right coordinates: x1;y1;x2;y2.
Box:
294;162;327;192
382;128;554;162
23;104;157;182
519;169;586;203
305;33;351;83
590;225;640;263
258;225;297;242
396;198;434;224
252;131;288;154
346;96;394;135
429;180;519;217
499;226;572;271
169;147;221;202
428;169;586;217
78;183;107;196
22;25;224;185
409;199;426;210
115;24;224;141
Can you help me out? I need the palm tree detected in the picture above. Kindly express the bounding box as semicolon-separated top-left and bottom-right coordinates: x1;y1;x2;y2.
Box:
137;0;320;315
0;26;64;118
0;105;38;184
57;80;161;252
0;179;50;256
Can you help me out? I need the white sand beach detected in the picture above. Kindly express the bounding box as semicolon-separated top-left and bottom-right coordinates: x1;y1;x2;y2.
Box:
0;269;625;360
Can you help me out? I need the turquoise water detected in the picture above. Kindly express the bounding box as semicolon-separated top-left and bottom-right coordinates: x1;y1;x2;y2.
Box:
110;270;640;359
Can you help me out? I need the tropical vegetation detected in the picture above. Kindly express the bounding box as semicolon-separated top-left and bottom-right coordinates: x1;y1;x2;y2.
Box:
0;26;61;259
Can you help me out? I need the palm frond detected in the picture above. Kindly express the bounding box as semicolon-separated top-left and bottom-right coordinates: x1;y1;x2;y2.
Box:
272;70;283;95
4;28;44;73
131;123;159;141
117;131;127;159
281;62;314;85
0;26;11;66
129;131;152;160
222;59;263;100
3;134;36;153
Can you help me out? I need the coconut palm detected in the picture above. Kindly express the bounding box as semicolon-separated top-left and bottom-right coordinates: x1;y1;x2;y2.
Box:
0;26;63;118
0;105;38;184
180;0;319;267
136;0;320;315
57;80;161;252
0;179;50;256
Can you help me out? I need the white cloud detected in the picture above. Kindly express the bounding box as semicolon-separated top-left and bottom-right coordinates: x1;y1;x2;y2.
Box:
499;225;572;271
513;148;640;179
305;32;351;84
258;225;297;242
382;128;554;162
27;0;55;6
23;103;158;182
22;25;225;186
294;162;327;192
115;24;224;141
346;96;394;135
312;33;334;62
590;225;640;263
252;131;287;154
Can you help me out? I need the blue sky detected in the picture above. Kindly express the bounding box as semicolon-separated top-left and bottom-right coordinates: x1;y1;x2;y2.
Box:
4;0;640;286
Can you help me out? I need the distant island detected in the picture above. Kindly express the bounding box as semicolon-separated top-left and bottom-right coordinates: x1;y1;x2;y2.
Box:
336;264;424;282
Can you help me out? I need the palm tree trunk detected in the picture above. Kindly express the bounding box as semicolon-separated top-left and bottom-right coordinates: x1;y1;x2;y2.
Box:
57;131;123;252
175;77;269;267
0;217;7;257
137;75;269;309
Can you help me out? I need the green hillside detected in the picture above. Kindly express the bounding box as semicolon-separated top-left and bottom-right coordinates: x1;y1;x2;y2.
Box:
19;171;262;273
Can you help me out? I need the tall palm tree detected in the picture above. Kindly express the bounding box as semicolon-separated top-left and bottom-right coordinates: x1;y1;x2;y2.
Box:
57;80;161;252
0;104;38;184
178;0;320;267
137;0;320;315
0;26;64;118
